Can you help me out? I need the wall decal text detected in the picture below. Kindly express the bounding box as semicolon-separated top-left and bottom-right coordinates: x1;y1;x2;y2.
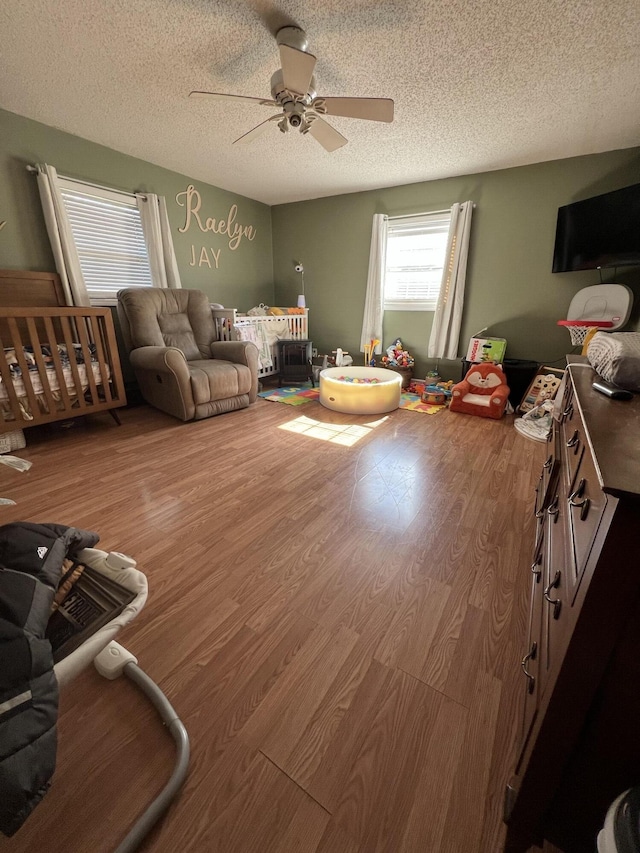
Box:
176;185;257;250
189;246;221;269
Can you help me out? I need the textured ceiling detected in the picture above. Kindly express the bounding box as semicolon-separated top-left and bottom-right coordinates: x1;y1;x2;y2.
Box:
1;0;639;205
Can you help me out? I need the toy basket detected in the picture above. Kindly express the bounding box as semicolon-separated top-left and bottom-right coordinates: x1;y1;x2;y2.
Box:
384;365;413;389
0;429;26;454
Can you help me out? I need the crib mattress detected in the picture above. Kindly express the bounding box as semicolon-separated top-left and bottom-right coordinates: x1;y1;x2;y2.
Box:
0;361;108;401
1;359;111;423
0;362;110;400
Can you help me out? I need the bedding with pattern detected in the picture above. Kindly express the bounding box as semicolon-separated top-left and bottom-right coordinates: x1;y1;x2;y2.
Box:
0;343;110;420
4;343;99;377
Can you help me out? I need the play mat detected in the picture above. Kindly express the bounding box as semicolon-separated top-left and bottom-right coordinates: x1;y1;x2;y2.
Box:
258;386;445;414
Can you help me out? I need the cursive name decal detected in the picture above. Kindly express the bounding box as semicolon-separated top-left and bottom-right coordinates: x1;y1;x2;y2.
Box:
176;185;256;251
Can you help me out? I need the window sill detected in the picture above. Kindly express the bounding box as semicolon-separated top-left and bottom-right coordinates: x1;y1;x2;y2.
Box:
383;303;436;312
88;297;118;307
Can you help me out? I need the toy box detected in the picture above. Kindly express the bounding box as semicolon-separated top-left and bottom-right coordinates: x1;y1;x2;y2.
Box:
466;336;507;364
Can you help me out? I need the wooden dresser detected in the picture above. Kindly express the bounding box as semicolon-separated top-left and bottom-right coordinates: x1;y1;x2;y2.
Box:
504;356;640;853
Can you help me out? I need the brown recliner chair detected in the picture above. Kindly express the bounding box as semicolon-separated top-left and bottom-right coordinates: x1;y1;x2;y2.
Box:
117;288;259;421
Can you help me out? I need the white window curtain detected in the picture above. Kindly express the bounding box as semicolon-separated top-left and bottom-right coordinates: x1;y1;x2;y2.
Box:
428;201;474;360
135;193;182;290
36;163;91;306
360;213;387;354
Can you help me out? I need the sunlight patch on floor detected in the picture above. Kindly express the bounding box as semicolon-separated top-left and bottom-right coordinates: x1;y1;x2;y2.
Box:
279;414;388;446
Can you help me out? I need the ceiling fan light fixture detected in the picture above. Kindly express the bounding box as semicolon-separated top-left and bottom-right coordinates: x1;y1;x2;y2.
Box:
190;25;394;152
275;26;308;53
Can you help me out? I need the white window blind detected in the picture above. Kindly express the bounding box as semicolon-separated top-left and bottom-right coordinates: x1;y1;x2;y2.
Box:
58;178;152;305
383;211;451;311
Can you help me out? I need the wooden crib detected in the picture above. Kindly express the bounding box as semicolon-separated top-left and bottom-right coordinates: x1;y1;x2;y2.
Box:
0;305;126;434
211;308;309;379
0;270;126;435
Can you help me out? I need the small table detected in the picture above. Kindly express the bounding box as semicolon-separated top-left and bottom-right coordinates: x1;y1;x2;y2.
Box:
277;339;314;387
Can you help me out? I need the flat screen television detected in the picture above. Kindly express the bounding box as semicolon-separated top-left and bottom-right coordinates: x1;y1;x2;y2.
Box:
552;182;640;272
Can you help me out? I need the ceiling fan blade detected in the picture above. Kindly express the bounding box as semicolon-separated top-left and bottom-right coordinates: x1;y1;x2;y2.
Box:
278;44;316;96
307;118;348;152
189;91;277;107
316;97;394;123
233;115;281;145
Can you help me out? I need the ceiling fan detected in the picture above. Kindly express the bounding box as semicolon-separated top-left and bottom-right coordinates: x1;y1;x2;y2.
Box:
190;26;394;152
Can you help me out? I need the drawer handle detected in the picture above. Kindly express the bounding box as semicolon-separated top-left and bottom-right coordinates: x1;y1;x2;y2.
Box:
535;491;548;518
563;404;573;418
531;553;542;581
568;478;591;520
566;430;579;448
547;496;559;522
569;496;591;521
543;455;553;470
569;478;585;500
521;642;537;694
544;570;562;619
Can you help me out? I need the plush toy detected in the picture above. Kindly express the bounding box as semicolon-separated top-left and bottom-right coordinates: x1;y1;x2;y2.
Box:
450;363;510;419
381;338;415;368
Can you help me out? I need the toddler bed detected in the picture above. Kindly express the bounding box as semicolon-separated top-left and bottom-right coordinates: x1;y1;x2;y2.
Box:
0;305;126;434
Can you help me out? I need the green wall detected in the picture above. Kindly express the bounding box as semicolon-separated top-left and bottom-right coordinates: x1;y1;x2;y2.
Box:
0;108;274;310
272;149;640;379
2;105;639;384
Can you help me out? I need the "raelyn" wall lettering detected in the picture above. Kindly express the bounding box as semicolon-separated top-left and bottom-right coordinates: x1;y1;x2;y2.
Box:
176;184;257;269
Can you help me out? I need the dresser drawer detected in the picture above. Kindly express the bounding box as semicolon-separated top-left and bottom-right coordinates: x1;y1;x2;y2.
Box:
561;413;585;495
541;485;574;694
568;447;608;592
532;521;545;574
559;374;573;421
534;452;558;517
518;563;545;771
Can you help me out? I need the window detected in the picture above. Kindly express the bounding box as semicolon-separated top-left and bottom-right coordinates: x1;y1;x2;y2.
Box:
58;178;153;305
383;211;451;311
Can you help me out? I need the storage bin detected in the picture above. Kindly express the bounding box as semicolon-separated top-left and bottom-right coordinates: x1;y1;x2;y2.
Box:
0;430;26;454
384;365;413;389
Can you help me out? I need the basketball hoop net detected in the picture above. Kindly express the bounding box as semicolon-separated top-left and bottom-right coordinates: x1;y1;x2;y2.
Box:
557;320;614;348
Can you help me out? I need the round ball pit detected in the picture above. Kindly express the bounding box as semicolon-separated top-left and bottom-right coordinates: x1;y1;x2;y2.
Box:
319;367;402;414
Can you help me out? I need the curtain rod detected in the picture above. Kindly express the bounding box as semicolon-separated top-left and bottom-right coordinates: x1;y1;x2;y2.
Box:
26;165;147;199
386;209;451;220
385;203;476;220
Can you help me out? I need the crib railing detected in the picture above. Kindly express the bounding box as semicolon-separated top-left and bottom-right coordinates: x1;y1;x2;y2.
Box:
0;306;126;432
211;308;309;378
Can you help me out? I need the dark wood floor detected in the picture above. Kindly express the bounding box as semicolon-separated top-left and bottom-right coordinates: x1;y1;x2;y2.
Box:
0;394;558;853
